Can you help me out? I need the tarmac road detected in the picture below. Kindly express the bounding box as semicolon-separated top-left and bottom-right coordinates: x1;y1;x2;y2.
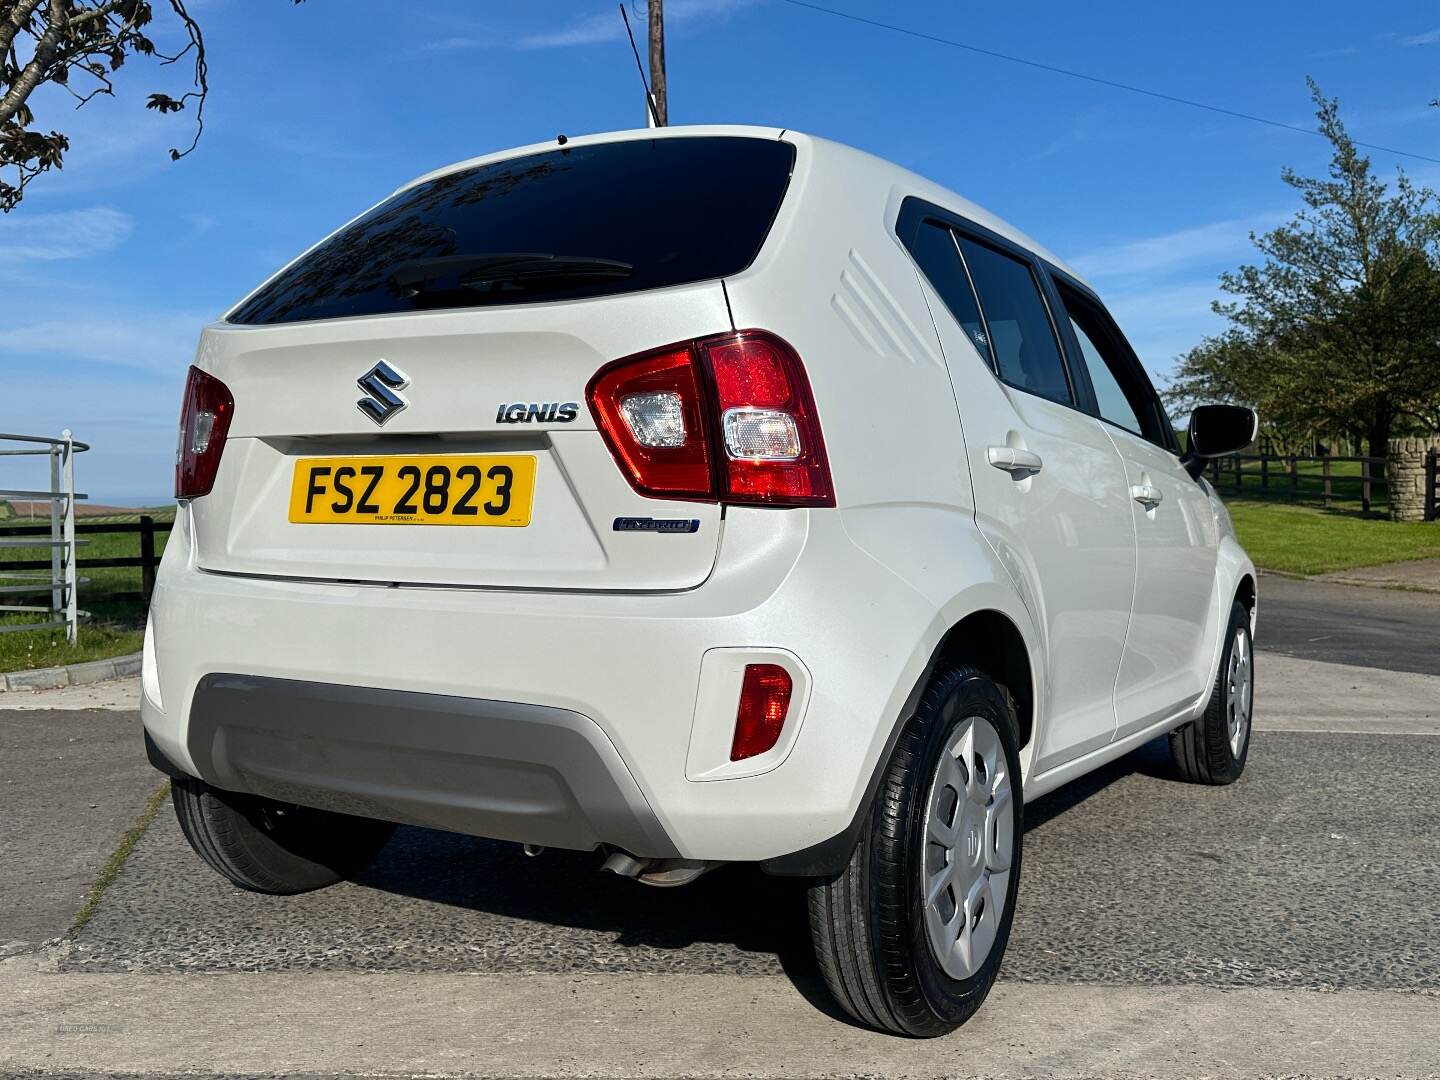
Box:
2;576;1438;1078
1257;572;1440;675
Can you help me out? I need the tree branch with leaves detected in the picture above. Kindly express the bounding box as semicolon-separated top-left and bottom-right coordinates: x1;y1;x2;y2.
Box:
0;0;300;211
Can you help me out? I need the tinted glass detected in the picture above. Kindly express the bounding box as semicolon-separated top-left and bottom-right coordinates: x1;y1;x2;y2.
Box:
955;237;1072;405
1069;317;1144;435
230;137;796;325
1059;289;1168;446
908;222;993;364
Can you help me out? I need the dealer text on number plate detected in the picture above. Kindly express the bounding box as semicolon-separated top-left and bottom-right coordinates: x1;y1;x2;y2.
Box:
288;454;536;526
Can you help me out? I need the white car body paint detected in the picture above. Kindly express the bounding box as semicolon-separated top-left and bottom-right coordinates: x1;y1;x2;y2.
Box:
143;124;1256;864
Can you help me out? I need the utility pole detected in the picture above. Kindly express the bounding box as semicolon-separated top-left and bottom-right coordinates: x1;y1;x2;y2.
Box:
648;0;667;126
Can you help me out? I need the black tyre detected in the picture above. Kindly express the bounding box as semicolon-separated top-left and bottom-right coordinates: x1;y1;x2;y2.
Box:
808;666;1024;1037
172;776;395;894
1169;599;1253;785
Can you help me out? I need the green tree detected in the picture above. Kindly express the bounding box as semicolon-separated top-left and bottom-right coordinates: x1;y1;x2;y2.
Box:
1169;79;1440;471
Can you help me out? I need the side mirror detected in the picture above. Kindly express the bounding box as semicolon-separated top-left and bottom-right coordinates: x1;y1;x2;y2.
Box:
1181;404;1258;480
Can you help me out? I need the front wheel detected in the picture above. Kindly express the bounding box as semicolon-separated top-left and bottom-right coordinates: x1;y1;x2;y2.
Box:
1169;598;1254;785
808;666;1024;1037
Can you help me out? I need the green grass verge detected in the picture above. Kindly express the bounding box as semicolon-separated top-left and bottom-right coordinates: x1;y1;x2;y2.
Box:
70;782;170;937
0;615;144;673
1227;498;1440;575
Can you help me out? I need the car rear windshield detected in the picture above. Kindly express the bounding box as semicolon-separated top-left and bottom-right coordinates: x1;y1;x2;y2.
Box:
228;136;796;325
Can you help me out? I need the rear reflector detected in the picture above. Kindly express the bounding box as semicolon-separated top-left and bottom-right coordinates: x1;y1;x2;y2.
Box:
175;365;234;499
587;330;834;507
730;663;794;761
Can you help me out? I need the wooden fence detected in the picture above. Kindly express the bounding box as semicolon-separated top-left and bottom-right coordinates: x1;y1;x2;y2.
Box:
0;515;171;602
1207;453;1389;513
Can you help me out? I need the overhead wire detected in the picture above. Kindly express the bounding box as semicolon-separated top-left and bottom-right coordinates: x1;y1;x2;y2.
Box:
776;0;1440;166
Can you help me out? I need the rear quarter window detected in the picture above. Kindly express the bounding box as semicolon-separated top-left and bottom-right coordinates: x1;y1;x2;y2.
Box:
229;137;796;325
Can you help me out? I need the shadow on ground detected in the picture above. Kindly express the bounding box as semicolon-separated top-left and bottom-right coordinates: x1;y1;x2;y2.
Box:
61;731;1440;1000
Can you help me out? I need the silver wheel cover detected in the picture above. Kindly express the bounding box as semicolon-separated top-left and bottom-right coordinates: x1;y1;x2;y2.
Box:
1227;625;1253;759
920;713;1014;980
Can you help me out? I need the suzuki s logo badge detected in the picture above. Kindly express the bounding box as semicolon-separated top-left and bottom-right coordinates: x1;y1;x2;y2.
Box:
356;361;409;426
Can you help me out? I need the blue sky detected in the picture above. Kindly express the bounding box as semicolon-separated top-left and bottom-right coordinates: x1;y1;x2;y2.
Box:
2;0;1438;503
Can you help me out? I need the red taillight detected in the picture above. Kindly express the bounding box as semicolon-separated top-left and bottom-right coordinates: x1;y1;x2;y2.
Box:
588;345;714;500
704;333;833;506
730;663;794;761
175;365;234;499
586;330;834;507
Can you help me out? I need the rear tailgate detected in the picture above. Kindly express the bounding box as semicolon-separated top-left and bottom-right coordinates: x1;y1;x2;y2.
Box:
186;131;797;593
191;283;731;590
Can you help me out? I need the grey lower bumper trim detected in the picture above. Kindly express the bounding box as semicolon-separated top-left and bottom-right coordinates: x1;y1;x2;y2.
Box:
187;674;679;858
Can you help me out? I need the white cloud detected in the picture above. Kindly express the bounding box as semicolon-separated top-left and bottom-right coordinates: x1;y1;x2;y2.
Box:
0;309;210;374
519;9;621;49
419;35;491;52
1070;213;1282;281
0;207;133;261
518;0;763;49
1065;214;1278;377
1401;28;1440;46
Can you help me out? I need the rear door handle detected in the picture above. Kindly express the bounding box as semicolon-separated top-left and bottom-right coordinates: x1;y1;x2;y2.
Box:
986;446;1043;476
1131;483;1163;508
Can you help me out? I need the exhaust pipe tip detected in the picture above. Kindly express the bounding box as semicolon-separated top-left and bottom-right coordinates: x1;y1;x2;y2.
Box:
602;850;716;887
601;850;648;878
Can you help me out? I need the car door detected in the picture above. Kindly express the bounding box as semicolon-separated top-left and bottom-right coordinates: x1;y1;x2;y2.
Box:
1051;278;1221;736
900;207;1136;773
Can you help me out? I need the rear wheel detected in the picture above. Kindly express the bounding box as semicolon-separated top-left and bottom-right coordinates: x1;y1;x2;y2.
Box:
172;776;395;894
1169;599;1253;785
808;666;1023;1037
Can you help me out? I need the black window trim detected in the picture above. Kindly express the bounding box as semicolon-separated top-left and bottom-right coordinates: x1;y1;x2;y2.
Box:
895;196;1088;414
895;196;1181;453
226;135;799;327
1046;266;1180;454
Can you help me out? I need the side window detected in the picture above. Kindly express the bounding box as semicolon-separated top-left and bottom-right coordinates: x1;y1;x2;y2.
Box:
955;236;1073;406
1059;288;1169;446
907;222;993;365
1068;317;1144;435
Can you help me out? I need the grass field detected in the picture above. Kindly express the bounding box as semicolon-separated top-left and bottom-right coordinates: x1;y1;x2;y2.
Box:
1227;498;1440;575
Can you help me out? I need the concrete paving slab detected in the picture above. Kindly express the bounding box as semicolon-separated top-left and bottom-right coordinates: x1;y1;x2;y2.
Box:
2;960;1437;1079
0;707;157;950
1255;650;1440;733
0;677;140;712
61;731;1440;995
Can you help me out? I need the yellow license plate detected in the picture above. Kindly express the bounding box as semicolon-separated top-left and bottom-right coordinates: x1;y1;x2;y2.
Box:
288;454;535;526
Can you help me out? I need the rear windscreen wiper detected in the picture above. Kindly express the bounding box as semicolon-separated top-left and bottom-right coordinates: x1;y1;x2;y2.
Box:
387;253;633;305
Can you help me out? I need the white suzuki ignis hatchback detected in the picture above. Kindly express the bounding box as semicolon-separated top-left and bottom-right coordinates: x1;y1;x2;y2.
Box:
144;126;1259;1036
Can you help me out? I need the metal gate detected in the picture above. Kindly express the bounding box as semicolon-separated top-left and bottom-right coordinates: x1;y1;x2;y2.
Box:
0;431;89;643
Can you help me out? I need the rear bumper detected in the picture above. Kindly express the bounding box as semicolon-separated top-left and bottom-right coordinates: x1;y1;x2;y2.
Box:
173;674;678;856
142;505;943;864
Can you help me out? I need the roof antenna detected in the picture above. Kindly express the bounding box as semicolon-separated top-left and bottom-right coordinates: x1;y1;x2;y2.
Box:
620;3;663;127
